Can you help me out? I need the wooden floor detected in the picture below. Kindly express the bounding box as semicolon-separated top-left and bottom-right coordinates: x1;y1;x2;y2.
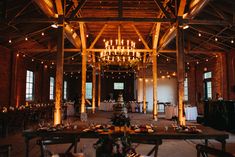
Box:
0;111;235;157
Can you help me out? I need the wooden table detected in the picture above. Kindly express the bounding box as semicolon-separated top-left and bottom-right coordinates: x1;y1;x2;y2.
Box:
22;125;229;157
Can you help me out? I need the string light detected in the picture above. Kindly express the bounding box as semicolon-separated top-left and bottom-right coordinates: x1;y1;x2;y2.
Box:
25;37;28;41
41;61;44;64
16;53;19;57
198;33;201;37
41;32;45;36
215;37;218;41
9;39;12;43
86;34;89;38
138;38;141;41
32;59;34;62
231;39;234;44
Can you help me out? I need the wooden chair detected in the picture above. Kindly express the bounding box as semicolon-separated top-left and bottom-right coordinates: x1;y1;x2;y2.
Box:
0;144;12;157
37;135;79;157
196;144;235;157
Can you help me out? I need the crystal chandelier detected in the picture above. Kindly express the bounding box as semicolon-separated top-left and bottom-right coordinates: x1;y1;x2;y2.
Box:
100;26;141;66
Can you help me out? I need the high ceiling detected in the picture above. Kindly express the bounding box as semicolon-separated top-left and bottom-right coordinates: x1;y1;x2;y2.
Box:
0;0;234;73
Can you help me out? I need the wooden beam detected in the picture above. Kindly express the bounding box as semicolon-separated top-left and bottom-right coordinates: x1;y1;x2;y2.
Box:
177;0;186;16
97;64;101;108
54;15;64;125
92;51;96;114
79;22;87;114
89;24;107;49
55;0;64;15
69;0;87;18
185;19;231;25
176;17;185;126
14;17;176;23
152;23;161;120
132;24;150;63
132;25;150;50
153;0;171;18
152;23;161;49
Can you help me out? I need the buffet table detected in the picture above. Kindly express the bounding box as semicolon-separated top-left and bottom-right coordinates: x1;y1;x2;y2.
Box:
99;102;115;111
23;124;229;157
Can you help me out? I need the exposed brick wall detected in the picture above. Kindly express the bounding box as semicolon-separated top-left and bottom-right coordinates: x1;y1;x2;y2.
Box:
0;47;58;108
227;49;235;99
0;46;11;106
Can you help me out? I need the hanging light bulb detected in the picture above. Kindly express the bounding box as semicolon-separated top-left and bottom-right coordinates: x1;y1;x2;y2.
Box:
16;53;19;57
215;37;218;41
41;32;45;36
138;38;141;41
9;39;12;43
231;39;234;44
86;34;89;38
206;59;209;62
32;59;34;62
41;61;44;64
25;37;28;41
196;61;199;64
198;32;201;37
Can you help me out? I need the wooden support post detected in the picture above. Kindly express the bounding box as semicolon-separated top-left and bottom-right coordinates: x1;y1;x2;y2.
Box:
152;23;161;120
92;51;96;113
80;22;87;114
152;50;158;120
98;64;101;108
176;17;185;125
143;64;146;114
54;15;64;125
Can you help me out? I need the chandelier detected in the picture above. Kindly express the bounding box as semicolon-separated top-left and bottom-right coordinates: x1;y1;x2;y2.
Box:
100;26;141;66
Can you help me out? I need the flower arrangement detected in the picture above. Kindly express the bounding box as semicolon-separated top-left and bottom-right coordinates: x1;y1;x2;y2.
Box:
111;113;130;127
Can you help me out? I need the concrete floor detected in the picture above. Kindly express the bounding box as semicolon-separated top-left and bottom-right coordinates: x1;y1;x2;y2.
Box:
0;111;235;157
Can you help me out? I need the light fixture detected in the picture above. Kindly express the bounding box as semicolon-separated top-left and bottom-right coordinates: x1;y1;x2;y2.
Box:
231;39;234;44
183;25;189;29
51;23;58;28
41;32;45;36
100;25;141;66
198;33;201;37
25;37;28;41
215;37;218;41
9;39;12;43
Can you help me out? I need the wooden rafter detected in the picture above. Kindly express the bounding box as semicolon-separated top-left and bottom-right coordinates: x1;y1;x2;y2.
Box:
153;0;171;18
131;25;150;50
152;23;161;49
177;0;186;16
69;0;87;18
89;24;107;49
55;0;64;15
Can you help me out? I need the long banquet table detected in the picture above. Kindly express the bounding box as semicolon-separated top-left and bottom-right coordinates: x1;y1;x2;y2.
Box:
22;124;229;157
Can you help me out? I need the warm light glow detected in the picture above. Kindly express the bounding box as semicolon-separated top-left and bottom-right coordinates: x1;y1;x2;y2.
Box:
139;78;142;81
172;72;176;76
183;25;189;29
138;38;141;41
206;59;208;62
231;39;234;44
41;61;44;64
215;37;218;41
198;33;201;37
32;59;34;62
44;65;48;68
16;53;19;57
51;23;58;28
86;34;89;38
41;32;45;36
196;61;199;64
100;38;140;65
9;39;12;43
25;37;28;41
161;76;165;79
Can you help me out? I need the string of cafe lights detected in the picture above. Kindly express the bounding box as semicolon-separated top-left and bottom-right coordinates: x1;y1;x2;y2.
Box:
190;26;235;45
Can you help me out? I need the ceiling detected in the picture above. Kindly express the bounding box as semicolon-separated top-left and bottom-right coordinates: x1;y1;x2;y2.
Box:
0;0;235;74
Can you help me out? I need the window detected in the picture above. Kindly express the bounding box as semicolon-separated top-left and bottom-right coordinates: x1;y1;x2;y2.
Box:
49;77;55;100
114;82;124;90
204;72;212;79
64;81;67;100
26;70;34;101
184;78;188;101
86;82;92;99
204;71;212;99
